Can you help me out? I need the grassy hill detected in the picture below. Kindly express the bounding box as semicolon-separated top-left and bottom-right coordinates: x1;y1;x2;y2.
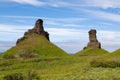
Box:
0;39;120;79
106;49;120;59
0;34;120;79
101;49;120;59
0;56;120;80
0;34;68;58
75;48;109;56
89;49;120;68
111;49;120;54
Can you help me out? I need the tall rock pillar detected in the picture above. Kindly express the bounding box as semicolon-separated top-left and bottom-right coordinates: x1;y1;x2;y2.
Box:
33;19;44;34
87;29;101;48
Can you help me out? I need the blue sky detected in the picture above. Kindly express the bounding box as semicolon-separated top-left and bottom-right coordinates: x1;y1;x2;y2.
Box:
0;0;120;53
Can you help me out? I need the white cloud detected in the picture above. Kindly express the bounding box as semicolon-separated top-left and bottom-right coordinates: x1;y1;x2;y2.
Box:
100;22;112;26
8;0;45;6
44;0;120;9
85;10;120;22
99;30;120;40
2;0;120;9
45;0;74;7
0;15;86;21
84;0;120;9
0;24;32;41
0;41;15;52
46;27;120;53
0;15;87;29
0;15;40;19
5;0;75;7
0;23;120;53
98;30;120;51
0;24;31;33
46;28;86;36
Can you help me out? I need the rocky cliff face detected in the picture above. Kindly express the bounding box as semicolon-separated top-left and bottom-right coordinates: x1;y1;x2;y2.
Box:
85;29;101;49
16;19;49;44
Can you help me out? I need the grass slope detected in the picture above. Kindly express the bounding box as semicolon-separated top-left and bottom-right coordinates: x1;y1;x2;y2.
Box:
1;34;68;58
0;57;120;80
106;49;120;59
88;49;120;68
75;48;109;56
111;49;120;54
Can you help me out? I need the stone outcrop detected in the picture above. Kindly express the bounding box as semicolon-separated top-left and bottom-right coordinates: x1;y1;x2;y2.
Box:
16;19;49;44
85;29;101;49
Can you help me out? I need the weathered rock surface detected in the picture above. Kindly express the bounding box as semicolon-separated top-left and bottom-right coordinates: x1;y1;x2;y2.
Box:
85;29;101;49
16;19;49;44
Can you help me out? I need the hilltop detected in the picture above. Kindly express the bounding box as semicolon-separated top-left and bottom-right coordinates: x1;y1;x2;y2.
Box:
0;19;68;58
75;29;109;56
111;49;120;54
108;49;120;58
75;48;109;56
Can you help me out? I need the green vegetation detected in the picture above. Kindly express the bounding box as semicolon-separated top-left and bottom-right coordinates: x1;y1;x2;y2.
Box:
90;59;120;68
89;49;120;68
0;56;120;80
110;49;120;58
75;48;109;56
0;34;120;79
0;34;68;59
0;48;120;80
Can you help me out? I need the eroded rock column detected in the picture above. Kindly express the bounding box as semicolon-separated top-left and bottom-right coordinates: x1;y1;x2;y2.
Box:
87;29;101;48
16;19;49;45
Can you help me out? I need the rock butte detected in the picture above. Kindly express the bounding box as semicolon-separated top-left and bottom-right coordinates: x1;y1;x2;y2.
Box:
16;19;49;44
84;29;101;49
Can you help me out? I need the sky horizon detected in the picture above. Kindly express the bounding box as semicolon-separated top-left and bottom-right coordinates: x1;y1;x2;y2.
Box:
0;0;120;53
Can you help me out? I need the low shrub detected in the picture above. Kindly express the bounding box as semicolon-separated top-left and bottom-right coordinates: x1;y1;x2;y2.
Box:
3;73;24;80
18;51;38;58
90;59;120;68
2;54;15;59
27;71;40;80
3;71;40;80
0;60;13;67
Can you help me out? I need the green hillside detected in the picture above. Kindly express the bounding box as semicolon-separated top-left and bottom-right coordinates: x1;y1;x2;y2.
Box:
103;49;120;59
107;49;120;59
0;34;68;58
89;49;120;68
75;48;109;56
111;49;120;54
1;56;120;80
